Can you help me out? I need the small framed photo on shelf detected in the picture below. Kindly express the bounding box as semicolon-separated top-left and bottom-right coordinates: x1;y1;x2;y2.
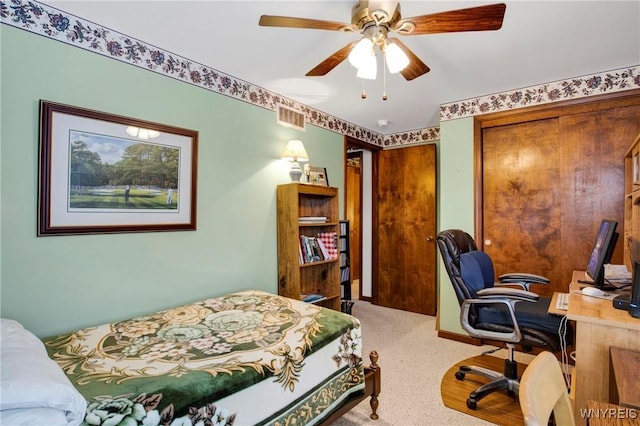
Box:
634;152;639;184
305;166;329;186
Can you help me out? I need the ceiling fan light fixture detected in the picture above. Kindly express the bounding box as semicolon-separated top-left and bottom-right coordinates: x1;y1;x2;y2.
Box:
384;40;409;74
348;37;375;69
356;53;377;80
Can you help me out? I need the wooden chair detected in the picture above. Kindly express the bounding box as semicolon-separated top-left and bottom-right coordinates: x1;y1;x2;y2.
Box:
519;351;575;426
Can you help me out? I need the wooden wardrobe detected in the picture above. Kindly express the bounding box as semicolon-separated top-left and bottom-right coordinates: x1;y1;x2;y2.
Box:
475;91;640;297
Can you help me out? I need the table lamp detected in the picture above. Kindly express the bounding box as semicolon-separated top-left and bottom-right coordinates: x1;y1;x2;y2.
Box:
280;139;309;182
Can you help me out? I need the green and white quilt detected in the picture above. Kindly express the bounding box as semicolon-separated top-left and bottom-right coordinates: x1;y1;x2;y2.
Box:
43;290;365;426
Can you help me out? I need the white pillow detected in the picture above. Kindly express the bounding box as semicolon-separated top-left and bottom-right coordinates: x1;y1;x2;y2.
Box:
0;407;70;426
0;319;86;426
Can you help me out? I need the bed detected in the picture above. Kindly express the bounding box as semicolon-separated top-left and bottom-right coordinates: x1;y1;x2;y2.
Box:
1;290;380;425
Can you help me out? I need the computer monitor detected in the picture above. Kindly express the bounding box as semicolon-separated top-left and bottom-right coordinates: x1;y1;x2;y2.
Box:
613;260;640;318
585;219;619;289
630;261;640;317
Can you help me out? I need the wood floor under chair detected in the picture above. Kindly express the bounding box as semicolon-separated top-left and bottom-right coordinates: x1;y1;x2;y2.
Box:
441;355;528;425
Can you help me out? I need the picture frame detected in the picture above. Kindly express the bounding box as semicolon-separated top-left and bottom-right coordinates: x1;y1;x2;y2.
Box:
38;100;198;236
306;166;329;186
634;152;639;185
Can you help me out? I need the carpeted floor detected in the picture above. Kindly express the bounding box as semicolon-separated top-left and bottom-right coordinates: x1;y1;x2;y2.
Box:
332;301;535;426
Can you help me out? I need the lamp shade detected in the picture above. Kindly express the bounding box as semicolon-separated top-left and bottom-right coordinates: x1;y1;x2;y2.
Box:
385;41;409;74
356;53;377;80
348;38;374;70
280;139;309;162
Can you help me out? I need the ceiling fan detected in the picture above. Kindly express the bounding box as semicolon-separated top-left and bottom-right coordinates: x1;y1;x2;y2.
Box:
259;1;506;82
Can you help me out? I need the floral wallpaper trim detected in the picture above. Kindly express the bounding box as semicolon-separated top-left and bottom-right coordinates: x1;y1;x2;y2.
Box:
1;1;636;148
0;0;395;146
440;66;640;122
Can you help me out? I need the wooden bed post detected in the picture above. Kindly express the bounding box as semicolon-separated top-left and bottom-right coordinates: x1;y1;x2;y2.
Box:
365;350;381;420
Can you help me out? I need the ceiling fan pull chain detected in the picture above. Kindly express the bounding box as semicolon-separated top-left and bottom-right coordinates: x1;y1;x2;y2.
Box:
361;79;367;99
382;55;388;100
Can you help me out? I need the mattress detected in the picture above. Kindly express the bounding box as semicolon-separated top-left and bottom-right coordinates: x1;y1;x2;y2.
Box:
42;290;365;425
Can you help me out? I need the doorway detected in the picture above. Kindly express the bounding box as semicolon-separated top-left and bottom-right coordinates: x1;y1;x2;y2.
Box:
346;152;362;288
344;138;438;315
345;137;381;303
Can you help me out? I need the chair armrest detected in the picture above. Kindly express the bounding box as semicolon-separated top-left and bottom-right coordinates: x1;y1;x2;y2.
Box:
460;288;540;343
460;296;523;343
477;287;540;302
495;281;529;290
498;272;549;291
499;272;549;284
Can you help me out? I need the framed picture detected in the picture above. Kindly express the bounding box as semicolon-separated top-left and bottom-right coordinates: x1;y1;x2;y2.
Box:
38;100;198;236
306;166;329;186
634;152;639;184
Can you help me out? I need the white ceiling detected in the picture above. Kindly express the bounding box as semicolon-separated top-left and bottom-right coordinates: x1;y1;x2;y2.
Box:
47;1;640;135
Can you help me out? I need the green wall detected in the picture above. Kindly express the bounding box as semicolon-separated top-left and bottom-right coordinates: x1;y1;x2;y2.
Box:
437;117;475;334
0;26;344;337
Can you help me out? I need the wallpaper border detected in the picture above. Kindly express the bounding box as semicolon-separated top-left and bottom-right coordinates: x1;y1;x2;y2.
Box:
1;0;638;147
440;66;640;122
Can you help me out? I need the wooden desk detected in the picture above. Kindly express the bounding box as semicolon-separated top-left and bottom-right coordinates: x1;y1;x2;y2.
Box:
566;271;640;426
610;347;640;409
549;291;568;316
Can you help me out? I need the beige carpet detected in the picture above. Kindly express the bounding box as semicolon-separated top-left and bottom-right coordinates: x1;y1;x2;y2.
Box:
332;301;535;426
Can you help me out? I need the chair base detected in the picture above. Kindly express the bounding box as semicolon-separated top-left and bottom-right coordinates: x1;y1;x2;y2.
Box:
455;359;519;410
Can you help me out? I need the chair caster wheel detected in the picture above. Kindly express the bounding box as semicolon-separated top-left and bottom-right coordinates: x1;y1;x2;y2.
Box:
455;371;465;380
467;399;477;410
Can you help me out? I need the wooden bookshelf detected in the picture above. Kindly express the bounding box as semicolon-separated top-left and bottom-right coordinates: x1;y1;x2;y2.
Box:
339;220;354;314
624;134;640;271
276;183;341;310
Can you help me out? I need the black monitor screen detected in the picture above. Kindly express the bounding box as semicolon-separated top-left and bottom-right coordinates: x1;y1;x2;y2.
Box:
630;261;640;317
586;219;618;288
632;261;640;304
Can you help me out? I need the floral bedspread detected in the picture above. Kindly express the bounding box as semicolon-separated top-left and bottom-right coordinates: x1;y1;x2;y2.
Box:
43;290;365;426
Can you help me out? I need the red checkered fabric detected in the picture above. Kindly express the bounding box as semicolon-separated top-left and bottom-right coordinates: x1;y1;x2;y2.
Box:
317;232;338;259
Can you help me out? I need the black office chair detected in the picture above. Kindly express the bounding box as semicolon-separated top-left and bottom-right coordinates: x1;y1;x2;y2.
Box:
437;229;572;410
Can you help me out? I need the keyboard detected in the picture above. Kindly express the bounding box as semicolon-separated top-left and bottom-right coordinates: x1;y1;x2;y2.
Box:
555;292;569;311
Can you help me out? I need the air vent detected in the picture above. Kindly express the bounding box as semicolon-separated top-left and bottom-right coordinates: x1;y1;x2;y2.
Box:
276;105;305;131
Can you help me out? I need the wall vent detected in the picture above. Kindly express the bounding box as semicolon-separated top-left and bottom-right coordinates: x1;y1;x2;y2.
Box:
276;105;305;131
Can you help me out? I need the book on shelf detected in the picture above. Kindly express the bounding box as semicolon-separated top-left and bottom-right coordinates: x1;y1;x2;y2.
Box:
301;293;327;303
317;232;338;259
299;233;339;264
341;266;350;282
298;216;328;223
316;237;330;259
299;235;326;263
298;241;304;264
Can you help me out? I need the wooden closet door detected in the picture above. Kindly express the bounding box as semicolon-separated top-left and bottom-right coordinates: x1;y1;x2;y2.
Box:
481;105;640;297
482;119;564;294
377;144;437;315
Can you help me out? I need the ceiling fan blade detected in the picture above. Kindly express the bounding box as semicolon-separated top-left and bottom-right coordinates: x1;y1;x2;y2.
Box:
394;3;506;35
259;15;356;32
388;38;430;81
306;41;358;76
